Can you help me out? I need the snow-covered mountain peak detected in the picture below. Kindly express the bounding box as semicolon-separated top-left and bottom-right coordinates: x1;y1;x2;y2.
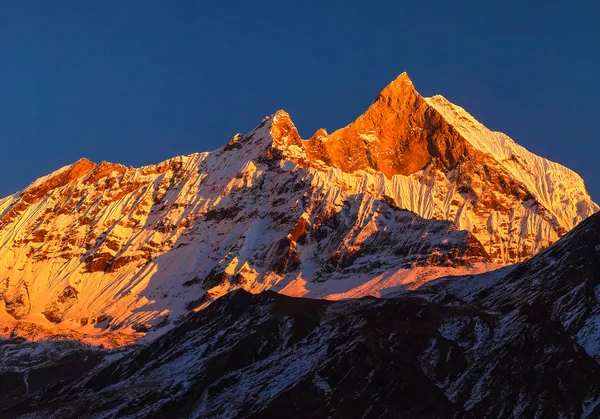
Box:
0;74;596;340
262;76;597;262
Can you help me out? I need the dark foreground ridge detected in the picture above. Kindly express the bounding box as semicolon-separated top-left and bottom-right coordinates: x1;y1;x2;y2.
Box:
2;214;600;418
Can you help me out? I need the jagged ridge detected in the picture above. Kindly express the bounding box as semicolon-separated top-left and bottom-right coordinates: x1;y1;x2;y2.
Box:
0;73;595;339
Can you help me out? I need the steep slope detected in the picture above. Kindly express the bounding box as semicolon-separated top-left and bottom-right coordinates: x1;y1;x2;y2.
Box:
427;95;597;232
0;73;595;336
6;213;600;418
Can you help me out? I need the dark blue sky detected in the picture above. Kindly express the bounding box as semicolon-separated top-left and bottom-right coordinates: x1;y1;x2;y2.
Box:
1;1;598;199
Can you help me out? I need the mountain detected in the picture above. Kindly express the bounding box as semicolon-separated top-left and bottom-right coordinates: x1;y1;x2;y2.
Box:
0;73;596;339
3;212;600;418
417;198;600;362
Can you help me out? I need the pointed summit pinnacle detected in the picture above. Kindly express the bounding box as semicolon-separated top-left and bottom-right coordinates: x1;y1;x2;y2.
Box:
389;72;413;86
376;72;416;102
269;109;303;149
272;109;291;120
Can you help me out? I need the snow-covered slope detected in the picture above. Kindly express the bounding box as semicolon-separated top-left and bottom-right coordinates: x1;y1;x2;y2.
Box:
0;73;595;338
426;94;597;231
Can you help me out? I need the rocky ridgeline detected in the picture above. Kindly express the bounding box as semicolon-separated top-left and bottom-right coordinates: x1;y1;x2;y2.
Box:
0;73;596;337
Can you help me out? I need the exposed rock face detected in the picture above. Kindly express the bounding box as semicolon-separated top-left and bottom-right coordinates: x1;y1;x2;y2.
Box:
304;73;470;176
0;73;595;336
6;209;600;418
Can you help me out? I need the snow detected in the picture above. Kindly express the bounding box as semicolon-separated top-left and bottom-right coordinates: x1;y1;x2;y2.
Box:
576;314;600;359
0;83;595;343
419;264;516;302
426;95;599;228
0;300;16;322
583;396;600;418
275;263;498;300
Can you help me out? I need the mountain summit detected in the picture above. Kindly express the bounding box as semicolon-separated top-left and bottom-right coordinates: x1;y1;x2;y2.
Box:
304;71;464;176
0;74;596;337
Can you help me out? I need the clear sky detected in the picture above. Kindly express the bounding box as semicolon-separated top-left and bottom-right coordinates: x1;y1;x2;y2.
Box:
0;1;598;200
